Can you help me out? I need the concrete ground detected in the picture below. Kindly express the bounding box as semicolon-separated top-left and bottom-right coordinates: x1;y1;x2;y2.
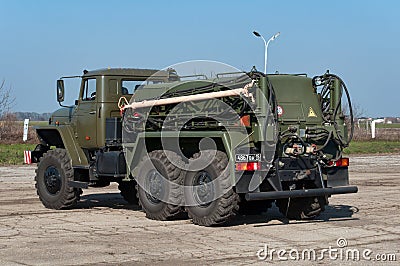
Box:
0;155;399;265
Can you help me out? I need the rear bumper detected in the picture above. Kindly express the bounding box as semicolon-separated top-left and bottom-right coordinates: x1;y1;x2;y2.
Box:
245;186;358;201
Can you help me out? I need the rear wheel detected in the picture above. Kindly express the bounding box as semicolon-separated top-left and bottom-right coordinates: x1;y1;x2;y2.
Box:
35;149;80;209
118;181;138;204
276;196;326;220
184;150;239;226
136;150;184;220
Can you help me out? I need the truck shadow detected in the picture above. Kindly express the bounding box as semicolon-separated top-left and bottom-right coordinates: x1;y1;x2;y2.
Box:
76;192;141;211
229;204;359;227
77;192;359;227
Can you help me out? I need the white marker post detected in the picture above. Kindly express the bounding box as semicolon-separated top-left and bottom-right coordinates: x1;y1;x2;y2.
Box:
371;118;384;139
23;118;29;142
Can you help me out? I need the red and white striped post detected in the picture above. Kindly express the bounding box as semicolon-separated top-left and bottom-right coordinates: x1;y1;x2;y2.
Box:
24;150;32;164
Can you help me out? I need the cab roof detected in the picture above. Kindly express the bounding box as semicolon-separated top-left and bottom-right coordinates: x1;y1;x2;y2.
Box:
82;68;163;78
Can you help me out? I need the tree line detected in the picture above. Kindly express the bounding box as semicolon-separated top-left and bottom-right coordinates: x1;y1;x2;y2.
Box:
1;80;51;121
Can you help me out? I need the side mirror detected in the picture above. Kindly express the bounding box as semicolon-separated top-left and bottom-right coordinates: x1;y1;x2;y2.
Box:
57;79;65;102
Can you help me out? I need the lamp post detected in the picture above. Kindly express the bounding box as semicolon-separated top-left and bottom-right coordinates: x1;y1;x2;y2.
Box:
253;31;280;75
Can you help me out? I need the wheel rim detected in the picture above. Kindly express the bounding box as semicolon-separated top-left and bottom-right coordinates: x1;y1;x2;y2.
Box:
192;171;214;207
145;169;164;204
44;166;62;195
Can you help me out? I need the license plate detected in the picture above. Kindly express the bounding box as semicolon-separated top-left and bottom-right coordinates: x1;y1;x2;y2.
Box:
235;153;261;162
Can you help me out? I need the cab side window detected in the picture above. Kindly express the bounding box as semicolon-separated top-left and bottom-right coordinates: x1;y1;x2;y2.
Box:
83;79;96;101
121;80;143;95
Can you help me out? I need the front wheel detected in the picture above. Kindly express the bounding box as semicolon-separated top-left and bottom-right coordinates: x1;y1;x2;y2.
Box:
35;149;81;209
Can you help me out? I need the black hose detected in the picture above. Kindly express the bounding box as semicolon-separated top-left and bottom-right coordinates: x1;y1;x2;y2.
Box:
280;133;308;147
324;74;354;147
314;131;333;152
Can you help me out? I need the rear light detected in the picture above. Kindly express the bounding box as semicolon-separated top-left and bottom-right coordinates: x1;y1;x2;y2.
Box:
329;157;349;167
235;162;261;171
240;115;251;127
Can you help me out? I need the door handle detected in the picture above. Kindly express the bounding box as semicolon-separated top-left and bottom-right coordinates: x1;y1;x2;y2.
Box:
89;111;96;114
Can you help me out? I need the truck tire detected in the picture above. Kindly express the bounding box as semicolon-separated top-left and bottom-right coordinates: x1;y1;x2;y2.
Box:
118;181;138;204
35;149;80;209
275;196;326;220
184;150;239;226
136;150;184;220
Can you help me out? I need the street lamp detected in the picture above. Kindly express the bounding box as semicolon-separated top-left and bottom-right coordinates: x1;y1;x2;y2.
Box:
253;31;280;74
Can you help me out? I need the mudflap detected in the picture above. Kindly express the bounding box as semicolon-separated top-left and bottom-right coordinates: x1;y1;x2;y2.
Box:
326;167;349;187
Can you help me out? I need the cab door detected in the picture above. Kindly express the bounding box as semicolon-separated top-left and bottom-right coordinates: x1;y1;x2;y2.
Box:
76;78;98;148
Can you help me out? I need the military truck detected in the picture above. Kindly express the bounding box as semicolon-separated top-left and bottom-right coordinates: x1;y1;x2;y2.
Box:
32;65;358;226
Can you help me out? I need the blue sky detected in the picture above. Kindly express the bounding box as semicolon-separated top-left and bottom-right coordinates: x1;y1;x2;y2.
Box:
1;0;399;117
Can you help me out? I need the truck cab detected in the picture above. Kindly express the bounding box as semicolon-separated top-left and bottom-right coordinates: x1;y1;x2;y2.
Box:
49;69;176;148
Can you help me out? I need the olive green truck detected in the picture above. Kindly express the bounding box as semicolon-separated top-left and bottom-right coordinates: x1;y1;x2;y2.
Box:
31;66;358;226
